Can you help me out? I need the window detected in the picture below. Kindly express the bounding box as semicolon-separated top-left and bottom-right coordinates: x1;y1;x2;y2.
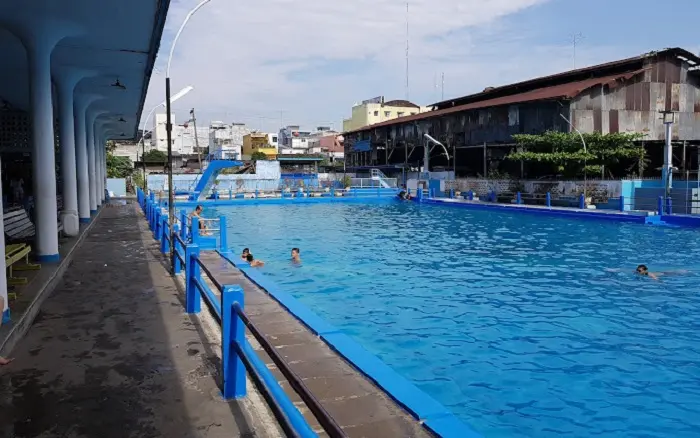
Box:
373;111;379;116
397;112;404;117
272;136;278;142
384;111;391;117
410;112;417;115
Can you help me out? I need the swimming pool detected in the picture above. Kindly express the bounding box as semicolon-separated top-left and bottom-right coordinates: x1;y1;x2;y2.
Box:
210;200;700;437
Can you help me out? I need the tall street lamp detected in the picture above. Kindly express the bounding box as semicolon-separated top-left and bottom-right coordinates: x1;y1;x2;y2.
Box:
140;85;194;190
165;0;212;273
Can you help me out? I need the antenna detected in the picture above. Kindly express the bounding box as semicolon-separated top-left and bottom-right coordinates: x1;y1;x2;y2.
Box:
571;33;584;69
441;72;445;100
405;2;409;101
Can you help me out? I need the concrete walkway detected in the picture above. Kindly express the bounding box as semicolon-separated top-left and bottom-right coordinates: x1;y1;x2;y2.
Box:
0;202;268;438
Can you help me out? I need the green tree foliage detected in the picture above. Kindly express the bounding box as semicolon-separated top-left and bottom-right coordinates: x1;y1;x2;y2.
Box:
106;154;134;178
142;149;167;162
506;131;646;178
250;151;268;161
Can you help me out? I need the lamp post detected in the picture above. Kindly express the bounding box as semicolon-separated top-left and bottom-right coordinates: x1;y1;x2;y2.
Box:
139;85;194;191
165;0;212;273
660;110;676;199
560;113;588;205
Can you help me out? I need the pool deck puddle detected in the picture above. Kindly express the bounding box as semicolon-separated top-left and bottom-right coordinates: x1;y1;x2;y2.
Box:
197;251;435;437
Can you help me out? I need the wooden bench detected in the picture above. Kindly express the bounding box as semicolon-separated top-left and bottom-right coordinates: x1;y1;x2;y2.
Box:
4;207;63;242
5;243;41;293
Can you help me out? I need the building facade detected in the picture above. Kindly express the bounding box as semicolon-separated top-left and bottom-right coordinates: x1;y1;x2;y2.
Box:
278;125;311;155
208;121;249;159
242;133;277;159
343;48;700;178
342;96;432;132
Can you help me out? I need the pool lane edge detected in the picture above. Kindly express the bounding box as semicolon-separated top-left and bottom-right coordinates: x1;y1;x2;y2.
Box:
218;249;481;438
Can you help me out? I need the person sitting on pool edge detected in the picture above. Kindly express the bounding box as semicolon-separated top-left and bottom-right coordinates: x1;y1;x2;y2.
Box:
241;248;250;261
636;265;658;280
291;247;301;264
246;253;265;267
190;205;210;235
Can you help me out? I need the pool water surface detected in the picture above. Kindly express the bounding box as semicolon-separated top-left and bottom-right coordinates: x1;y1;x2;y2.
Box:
210;200;700;437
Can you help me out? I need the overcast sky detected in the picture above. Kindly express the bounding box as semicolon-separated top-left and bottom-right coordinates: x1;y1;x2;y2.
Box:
141;0;700;133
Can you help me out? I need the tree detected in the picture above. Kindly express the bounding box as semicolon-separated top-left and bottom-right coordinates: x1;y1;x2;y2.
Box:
250;151;268;161
506;131;646;178
106;154;134;178
142;149;167;162
106;140;117;153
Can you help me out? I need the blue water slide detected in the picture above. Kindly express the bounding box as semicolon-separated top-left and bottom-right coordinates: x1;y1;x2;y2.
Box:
191;160;243;200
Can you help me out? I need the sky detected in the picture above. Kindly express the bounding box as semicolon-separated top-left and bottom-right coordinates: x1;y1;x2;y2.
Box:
140;0;700;133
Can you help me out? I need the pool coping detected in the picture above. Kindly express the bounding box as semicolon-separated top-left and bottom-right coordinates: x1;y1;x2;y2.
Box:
172;194;398;209
218;249;481;438
415;197;700;226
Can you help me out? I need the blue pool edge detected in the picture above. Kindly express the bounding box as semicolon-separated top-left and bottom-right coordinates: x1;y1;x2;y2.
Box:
417;197;700;227
217;249;482;438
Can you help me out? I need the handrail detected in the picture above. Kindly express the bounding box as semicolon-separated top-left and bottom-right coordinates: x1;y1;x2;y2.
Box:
233;302;345;438
136;191;345;438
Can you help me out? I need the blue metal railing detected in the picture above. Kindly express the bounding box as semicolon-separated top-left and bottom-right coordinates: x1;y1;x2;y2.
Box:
137;187;346;438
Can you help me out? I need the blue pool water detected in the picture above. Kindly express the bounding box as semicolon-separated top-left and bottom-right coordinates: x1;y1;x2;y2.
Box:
210;200;700;437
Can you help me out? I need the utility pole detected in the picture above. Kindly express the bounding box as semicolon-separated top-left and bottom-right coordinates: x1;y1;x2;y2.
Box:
190;108;202;171
405;2;409;101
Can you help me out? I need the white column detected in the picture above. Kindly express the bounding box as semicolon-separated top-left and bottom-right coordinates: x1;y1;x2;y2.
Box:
54;71;81;236
0;159;8;321
86;114;97;213
94;127;101;208
74;95;96;222
28;40;59;261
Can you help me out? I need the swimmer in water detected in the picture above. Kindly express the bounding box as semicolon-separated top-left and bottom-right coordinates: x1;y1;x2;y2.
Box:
246;253;265;267
241;248;250;261
636;264;658;280
291;247;301;264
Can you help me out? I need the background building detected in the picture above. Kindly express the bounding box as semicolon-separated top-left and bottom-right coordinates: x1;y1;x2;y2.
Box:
242;132;278;160
342;96;431;132
343;47;700;179
278;125;311;155
208;121;249;159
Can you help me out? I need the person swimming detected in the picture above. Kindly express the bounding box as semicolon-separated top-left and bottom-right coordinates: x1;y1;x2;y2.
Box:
636;265;658;280
246;253;265;267
291;247;301;264
241;248;250;261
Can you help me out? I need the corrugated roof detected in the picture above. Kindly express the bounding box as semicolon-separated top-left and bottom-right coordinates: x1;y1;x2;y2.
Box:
345;70;645;134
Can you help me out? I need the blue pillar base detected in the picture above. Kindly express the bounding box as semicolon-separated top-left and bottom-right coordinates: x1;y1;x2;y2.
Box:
90;209;97;215
37;254;60;263
2;308;10;324
79;218;90;223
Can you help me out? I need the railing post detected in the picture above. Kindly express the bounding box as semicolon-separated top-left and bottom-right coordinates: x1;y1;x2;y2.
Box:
160;216;170;254
255;189;259;199
658;196;664;216
185;244;201;314
180;210;188;242
468;190;474;201
173;224;182;275
666;196;673;215
578;193;585;209
191;217;200;245
619;195;625;212
331;187;335;197
516;192;522;205
229;189;232;200
154;209;161;239
219;216;228;250
221;285;246;400
546;192;551;207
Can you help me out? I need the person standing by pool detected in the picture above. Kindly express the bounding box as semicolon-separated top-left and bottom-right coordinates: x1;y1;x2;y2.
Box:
246;253;265;267
291;247;301;264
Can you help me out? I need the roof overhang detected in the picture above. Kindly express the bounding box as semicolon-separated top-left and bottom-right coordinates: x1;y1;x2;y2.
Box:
0;0;170;140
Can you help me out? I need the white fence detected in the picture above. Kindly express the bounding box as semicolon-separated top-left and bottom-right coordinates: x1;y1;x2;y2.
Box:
444;178;622;201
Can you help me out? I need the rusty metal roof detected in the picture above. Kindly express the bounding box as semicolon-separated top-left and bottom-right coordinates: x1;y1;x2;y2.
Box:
346;70;644;133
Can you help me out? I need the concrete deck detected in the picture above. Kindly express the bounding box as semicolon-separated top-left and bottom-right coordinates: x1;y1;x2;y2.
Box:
0;202;272;438
198;252;434;438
